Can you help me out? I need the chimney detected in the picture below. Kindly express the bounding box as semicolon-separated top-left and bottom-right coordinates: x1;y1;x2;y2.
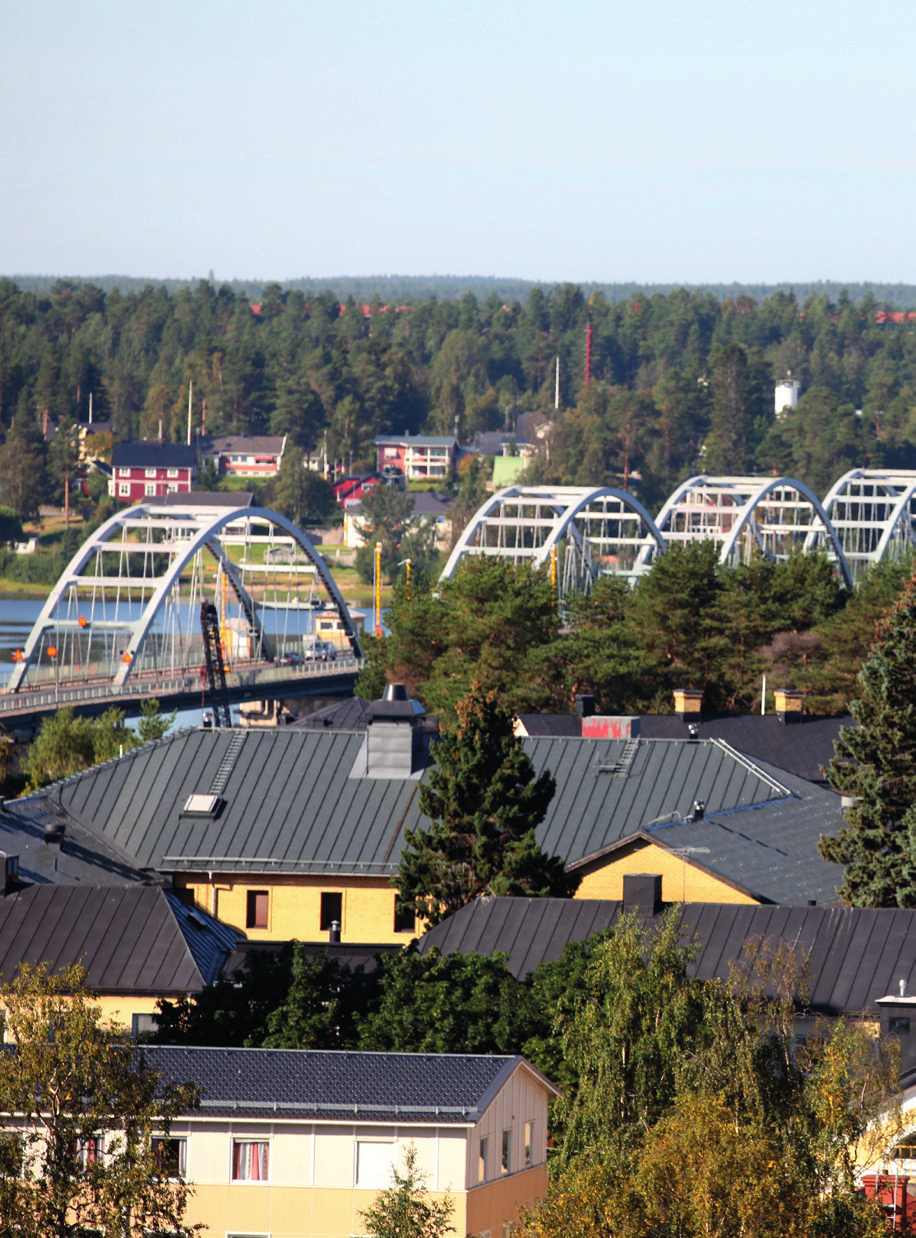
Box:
0;854;18;894
44;820;65;849
774;688;804;724
673;689;703;723
575;694;596;719
877;991;916;1076
365;684;426;777
622;873;664;916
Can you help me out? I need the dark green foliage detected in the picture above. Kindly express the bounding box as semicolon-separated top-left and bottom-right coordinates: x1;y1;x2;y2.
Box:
260;944;376;1049
820;563;916;906
22;706;137;791
266;444;337;526
353;483;421;584
136;697;177;744
358;945;526;1054
397;683;576;927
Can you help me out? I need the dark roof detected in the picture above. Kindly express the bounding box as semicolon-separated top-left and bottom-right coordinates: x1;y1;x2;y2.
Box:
7;732;845;903
0;798;150;886
290;697;373;729
410;491;454;517
419;897;916;1015
111;441;198;469
518;714;850;785
0;885;238;993
200;435;286;455
155;491;255;508
373;435;457;448
637;714;851;785
144;1046;552;1121
224;940;403;981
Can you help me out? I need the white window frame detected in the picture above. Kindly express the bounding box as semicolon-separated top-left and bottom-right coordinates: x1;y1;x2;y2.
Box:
167;467;179;478
478;1134;488;1183
145;482;157;496
119;482;131;496
119;467;131;477
230;1138;270;1183
152;1134;187;1179
77;1133;104;1169
145;467;158;478
501;1128;511;1175
524;1120;533;1166
355;1138;395;1189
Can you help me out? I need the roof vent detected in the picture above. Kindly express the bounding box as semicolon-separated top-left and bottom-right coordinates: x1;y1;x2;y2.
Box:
383;683;409;702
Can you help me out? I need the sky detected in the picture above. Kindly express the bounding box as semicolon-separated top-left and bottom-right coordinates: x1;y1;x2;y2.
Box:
3;0;914;286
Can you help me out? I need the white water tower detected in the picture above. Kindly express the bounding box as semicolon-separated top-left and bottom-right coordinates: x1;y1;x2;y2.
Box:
775;375;801;418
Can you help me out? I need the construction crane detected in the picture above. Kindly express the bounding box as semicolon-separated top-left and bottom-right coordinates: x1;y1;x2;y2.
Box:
200;602;233;728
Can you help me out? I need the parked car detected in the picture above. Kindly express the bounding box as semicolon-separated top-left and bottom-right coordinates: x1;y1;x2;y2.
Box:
303;641;337;662
276;650;304;665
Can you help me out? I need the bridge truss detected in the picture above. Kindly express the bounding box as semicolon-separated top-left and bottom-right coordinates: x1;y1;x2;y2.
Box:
8;502;361;692
440;486;667;593
817;469;916;582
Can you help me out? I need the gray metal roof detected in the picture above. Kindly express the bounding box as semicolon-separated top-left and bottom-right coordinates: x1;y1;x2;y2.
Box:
0;885;238;993
517;714;851;785
0;798;150;886
419;897;916;1015
144;1046;551;1121
111;441;197;469
7;731;845;904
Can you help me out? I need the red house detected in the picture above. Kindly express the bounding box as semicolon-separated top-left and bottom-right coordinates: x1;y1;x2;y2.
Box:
332;473;382;507
109;441;198;503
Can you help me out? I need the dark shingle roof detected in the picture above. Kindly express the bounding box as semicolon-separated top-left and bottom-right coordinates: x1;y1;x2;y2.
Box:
0;885;238;993
8;731;845;903
144;1046;547;1120
419;898;916;1015
111;441;198;469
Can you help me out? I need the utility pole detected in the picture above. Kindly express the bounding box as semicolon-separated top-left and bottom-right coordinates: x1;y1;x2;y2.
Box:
186;380;193;447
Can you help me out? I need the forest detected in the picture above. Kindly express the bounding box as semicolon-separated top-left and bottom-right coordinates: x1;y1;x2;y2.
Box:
2;278;916;519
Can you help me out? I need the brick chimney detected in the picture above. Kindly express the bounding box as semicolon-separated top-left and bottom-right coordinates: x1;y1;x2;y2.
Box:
673;689;703;723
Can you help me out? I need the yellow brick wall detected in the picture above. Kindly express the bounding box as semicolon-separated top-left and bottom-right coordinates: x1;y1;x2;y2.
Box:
573;839;759;905
175;872;420;944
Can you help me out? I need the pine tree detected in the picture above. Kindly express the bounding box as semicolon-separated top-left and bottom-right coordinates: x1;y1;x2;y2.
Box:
395;682;577;927
819;564;916;906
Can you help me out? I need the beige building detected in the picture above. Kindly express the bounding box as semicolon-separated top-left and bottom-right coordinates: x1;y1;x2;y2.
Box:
145;1045;558;1238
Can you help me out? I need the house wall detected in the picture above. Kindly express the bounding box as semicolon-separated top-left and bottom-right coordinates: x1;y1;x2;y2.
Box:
174;872;419;944
176;1118;471;1238
109;466;195;502
573;838;759;905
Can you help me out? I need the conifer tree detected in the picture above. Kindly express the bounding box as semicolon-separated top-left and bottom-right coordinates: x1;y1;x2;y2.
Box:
819;563;916;906
395;682;577;927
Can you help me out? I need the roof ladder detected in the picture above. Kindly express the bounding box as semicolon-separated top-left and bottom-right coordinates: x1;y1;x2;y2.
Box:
595;738;639;777
210;731;246;796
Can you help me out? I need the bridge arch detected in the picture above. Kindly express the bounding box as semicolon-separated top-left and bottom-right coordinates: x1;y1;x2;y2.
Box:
818;468;916;582
8;502;360;692
440;485;666;592
639;475;852;588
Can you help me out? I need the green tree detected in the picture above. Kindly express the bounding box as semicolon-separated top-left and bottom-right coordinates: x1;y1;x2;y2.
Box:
354;483;416;583
396;682;576;928
358;945;526;1054
0;963;199;1238
0;414;46;522
819;563;916;906
268;444;336;526
359;1142;453;1238
705;342;755;473
260;943;375;1049
22;707;138;791
136;697;177;744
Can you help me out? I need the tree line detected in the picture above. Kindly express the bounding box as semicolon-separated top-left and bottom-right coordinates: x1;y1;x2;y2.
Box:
3;279;916;522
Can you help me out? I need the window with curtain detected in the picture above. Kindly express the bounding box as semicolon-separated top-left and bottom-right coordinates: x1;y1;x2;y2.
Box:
231;1139;269;1181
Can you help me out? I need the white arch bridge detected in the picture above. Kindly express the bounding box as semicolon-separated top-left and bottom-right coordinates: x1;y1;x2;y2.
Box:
6;501;362;697
442;471;916;594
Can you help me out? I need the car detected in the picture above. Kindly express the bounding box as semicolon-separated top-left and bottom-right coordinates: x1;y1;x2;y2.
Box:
276;650;304;665
303;641;337;662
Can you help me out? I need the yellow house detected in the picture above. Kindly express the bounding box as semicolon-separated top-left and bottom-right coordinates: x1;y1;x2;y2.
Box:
8;693;847;949
0;884;238;1035
144;1045;558;1238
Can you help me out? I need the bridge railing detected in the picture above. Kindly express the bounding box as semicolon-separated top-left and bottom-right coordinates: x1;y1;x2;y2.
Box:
0;656;363;714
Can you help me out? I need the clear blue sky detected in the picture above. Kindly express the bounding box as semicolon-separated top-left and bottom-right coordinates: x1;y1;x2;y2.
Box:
4;0;913;286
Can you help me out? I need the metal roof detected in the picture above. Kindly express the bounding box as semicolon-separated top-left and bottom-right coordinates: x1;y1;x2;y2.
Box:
0;799;149;887
419;897;916;1015
111;441;198;469
143;1046;553;1121
0;885;238;994
6;731;845;903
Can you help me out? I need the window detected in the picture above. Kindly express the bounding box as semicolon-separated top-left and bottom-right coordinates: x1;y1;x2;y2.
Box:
145;482;157;496
145;467;158;478
132;1012;158;1038
0;1132;23;1177
394;897;415;934
891;1017;911;1033
119;467;131;477
384;447;399;458
231;1139;269;1181
246;890;269;929
167;482;178;493
355;1139;395;1188
320;891;342;932
524;1120;533;1166
501;1129;511;1175
119;482;131;496
152;1136;187;1178
478;1135;488;1183
77;1135;103;1168
167;468;179;478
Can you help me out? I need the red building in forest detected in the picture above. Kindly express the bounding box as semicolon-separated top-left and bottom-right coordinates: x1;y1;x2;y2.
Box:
109;441;198;503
